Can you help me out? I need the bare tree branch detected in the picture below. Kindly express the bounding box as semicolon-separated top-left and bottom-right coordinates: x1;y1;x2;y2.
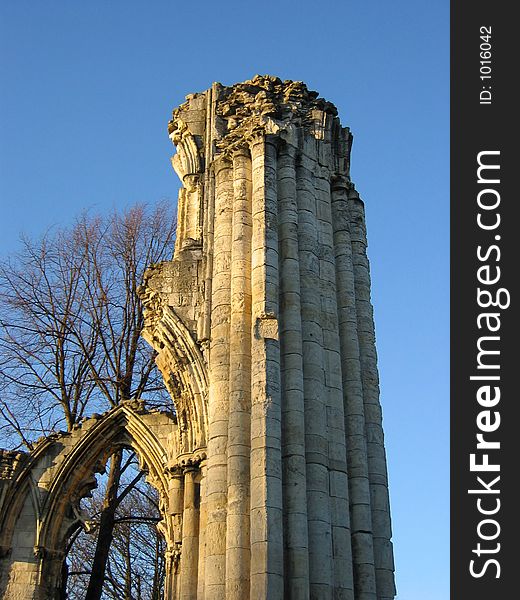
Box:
0;202;175;449
0;202;176;598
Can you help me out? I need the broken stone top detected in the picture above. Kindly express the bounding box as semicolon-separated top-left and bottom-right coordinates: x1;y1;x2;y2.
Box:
168;75;346;156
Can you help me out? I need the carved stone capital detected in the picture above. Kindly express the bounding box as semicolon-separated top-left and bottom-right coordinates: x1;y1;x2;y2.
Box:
165;464;184;479
177;448;207;470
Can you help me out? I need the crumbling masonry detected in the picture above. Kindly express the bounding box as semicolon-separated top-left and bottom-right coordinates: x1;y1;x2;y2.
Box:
0;76;395;599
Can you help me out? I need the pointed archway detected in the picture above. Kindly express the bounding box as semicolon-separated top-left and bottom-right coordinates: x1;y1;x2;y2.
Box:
0;402;205;599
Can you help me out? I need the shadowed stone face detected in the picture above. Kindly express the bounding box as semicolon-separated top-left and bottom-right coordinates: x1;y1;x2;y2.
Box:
0;77;395;600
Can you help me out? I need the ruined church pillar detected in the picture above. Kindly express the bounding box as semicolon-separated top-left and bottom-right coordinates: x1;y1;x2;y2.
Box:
226;145;253;598
141;75;396;600
180;465;200;600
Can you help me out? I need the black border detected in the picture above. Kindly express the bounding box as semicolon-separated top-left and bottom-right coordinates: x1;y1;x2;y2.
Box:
451;2;518;597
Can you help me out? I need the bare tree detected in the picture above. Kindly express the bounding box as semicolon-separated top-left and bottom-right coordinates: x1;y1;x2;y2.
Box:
0;202;175;449
66;449;166;600
0;202;176;598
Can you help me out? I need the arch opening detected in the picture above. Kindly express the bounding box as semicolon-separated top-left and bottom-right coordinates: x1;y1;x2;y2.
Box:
64;447;167;600
0;404;194;600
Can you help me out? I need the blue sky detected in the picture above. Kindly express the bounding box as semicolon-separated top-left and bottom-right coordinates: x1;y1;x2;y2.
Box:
0;2;449;598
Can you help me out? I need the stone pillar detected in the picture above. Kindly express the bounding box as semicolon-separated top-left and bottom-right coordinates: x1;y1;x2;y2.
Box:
141;75;396;600
277;142;310;599
296;149;335;599
166;467;185;600
314;170;354;598
348;190;395;600
37;548;65;600
226;147;253;599
197;461;208;600
249;135;284;600
204;157;233;600
332;176;378;600
180;466;200;600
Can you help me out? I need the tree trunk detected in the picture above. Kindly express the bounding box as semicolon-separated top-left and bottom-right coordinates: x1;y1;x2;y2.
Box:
152;533;160;600
59;559;68;600
124;525;132;600
85;450;122;600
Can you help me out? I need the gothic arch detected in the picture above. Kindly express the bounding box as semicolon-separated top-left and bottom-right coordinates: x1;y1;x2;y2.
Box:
0;403;180;600
140;299;209;457
0;457;39;553
39;403;174;554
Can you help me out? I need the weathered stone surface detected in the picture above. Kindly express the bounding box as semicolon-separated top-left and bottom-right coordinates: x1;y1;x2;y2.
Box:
140;76;395;599
0;76;395;599
0;402;184;599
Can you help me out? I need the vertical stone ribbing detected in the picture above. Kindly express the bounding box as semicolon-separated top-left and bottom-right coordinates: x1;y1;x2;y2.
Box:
348;191;395;600
296;149;333;599
166;468;184;600
331;178;378;600
201;85;217;342
314;172;354;599
177;188;187;254
277;141;310;600
249;136;283;600
226;147;253;599
197;462;207;600
1;77;397;600
152;76;396;600
205;159;233;600
180;468;200;600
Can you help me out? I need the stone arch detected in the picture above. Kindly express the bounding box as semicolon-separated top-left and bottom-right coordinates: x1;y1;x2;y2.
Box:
0;454;40;554
40;403;173;554
140;299;209;457
0;403;179;600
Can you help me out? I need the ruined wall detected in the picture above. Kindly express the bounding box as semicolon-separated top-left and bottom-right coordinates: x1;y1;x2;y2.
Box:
0;76;395;600
0;403;183;599
141;76;396;600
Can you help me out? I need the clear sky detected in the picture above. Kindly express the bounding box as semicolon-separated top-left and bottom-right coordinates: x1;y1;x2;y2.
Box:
0;2;449;598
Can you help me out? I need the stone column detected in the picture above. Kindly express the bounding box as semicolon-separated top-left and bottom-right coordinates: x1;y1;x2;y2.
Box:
348;190;395;600
226;146;253;599
249;135;283;600
296;150;333;598
277;141;310;599
204;158;233;600
166;467;185;600
180;466;200;600
165;547;182;600
197;461;208;600
331;176;378;600
141;75;396;600
37;548;65;600
314;170;354;598
169;468;185;517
